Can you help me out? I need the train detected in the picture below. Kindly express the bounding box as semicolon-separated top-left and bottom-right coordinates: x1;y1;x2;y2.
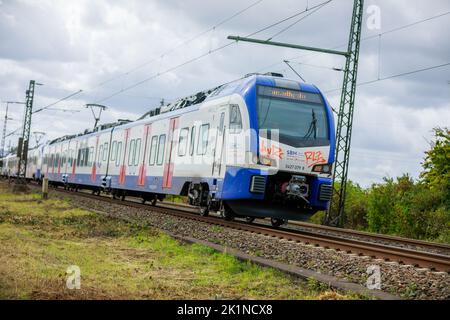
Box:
0;73;335;227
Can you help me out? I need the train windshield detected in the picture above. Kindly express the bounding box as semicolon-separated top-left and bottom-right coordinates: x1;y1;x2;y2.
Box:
257;86;329;147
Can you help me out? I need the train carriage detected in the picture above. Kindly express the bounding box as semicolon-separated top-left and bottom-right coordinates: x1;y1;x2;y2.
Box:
17;73;335;226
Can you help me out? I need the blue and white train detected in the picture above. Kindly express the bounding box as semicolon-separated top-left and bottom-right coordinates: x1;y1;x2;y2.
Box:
1;74;335;226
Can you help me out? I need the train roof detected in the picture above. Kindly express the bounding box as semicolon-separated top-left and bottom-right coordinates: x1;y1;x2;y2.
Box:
47;73;323;145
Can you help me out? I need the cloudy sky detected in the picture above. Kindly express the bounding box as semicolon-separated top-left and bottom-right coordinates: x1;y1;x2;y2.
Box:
0;0;449;186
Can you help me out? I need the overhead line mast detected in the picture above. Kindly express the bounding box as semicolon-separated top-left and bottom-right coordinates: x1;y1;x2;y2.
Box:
17;80;41;183
326;0;364;226
1;101;25;161
228;0;365;227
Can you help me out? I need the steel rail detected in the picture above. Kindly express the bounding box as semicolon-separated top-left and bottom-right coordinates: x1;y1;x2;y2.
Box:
287;221;450;252
47;187;450;273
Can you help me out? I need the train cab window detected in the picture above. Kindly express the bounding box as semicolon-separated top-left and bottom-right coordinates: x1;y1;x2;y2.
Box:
197;124;209;155
103;143;109;161
156;135;166;165
115;142;122;167
189;126;196;156
128;139;136;166
230;104;242;134
149;136;158;166
178;128;189;156
111;141;117;162
134;139;141;166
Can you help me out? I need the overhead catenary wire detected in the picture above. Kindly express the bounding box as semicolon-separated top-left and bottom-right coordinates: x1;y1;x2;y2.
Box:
246;0;333;38
266;0;332;41
26;6;450;117
256;10;450;75
33;90;83;114
30;0;265;116
324;62;450;93
92;0;265;90
95;0;334;104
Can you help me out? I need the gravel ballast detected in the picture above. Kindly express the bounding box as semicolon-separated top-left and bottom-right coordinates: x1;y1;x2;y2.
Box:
54;191;450;300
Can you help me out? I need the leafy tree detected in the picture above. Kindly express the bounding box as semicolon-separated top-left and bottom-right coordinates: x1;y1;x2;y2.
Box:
343;181;368;230
311;127;449;243
420;127;450;207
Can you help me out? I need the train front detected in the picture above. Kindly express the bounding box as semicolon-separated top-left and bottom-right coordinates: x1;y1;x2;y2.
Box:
226;76;335;222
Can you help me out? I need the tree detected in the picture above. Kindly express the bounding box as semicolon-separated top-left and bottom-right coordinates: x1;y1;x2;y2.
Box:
420;127;450;207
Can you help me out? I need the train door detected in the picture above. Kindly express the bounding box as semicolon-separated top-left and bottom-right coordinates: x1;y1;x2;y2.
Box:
162;117;179;189
212;106;227;177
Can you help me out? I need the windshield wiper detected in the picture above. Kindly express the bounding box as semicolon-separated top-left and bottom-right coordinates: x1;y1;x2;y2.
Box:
303;109;317;139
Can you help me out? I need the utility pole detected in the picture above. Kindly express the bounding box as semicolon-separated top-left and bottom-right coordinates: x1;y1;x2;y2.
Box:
228;0;364;227
1;101;25;161
86;103;107;129
326;0;364;226
17;80;42;183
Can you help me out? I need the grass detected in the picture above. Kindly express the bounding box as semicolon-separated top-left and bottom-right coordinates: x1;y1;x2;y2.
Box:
0;182;359;300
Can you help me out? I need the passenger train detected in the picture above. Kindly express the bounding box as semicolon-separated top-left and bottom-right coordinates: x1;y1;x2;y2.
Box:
0;73;335;226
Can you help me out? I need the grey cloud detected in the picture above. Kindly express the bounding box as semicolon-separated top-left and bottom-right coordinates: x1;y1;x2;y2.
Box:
0;0;449;186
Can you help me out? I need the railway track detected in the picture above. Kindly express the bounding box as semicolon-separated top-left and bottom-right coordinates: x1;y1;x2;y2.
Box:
42;186;450;273
286;221;450;256
157;200;450;256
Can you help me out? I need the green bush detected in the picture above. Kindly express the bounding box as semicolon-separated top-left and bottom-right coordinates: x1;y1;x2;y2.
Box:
314;127;449;243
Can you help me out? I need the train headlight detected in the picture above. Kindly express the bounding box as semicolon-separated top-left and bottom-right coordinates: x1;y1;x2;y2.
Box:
259;155;277;167
312;164;332;174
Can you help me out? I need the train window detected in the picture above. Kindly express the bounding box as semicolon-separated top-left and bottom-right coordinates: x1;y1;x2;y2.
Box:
157;135;166;165
149;136;158;165
88;147;94;166
230;104;242;134
197;124;209;155
55;154;60;168
178;128;189;156
103;143;109;162
190;126;196;156
98;145;103;162
79;149;83;167
128;139;135;166
134;139;141;166
115;142;122;167
84;148;88;166
111;141;117;162
77;150;82;166
219;112;225;135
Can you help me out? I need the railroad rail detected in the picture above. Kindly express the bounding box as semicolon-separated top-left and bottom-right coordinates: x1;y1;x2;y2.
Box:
26;183;450;273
